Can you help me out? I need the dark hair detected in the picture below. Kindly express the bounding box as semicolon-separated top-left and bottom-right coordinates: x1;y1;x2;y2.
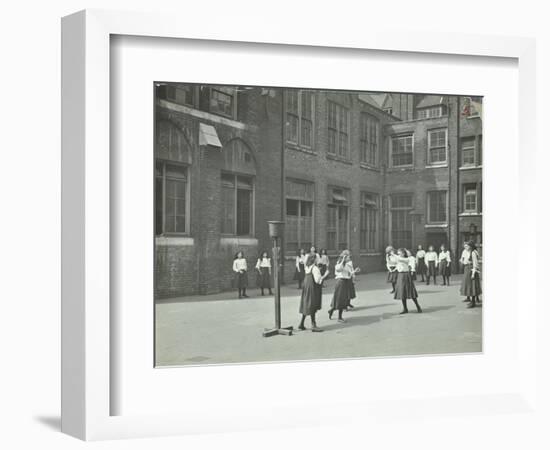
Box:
310;245;317;253
320;248;327;255
260;250;269;259
298;248;306;255
234;251;244;259
467;240;477;251
397;248;406;256
305;254;316;267
440;244;446;251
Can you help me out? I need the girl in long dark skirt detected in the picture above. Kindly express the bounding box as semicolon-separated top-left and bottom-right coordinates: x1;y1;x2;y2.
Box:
328;250;354;323
318;248;330;279
298;254;329;332
255;250;273;296
386;246;398;293
294;248;307;289
425;245;439;285
438;245;452;286
460;241;482;308
233;251;248;298
415;244;427;282
394;248;422;314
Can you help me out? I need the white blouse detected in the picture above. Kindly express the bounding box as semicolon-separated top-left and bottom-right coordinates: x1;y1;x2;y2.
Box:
465;250;481;273
416;249;426;259
460;249;470;265
335;260;353;279
256;257;271;269
425;251;438;263
305;264;323;284
386;254;398;270
395;256;410;273
438;251;451;263
408;256;417;272
233;258;247;273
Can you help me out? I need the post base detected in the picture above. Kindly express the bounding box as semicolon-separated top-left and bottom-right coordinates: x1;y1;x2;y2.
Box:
262;326;293;337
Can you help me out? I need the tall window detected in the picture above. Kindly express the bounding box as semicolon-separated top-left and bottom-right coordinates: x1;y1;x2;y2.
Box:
221;174;254;236
360;113;379;166
461;135;482;167
327;102;349;158
427;191;447;223
285;180;314;252
463;184;478;213
155;161;188;235
461;137;476;167
360;192;379;251
390;194;413;249
390;134;414;167
327;187;349;251
286;90;314;148
428;129;447;165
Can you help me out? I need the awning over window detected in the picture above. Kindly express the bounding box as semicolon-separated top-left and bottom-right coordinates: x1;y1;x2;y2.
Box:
332;191;347;203
199;123;222;148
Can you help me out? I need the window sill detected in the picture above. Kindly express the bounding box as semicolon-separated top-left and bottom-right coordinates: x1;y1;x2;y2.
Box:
359;163;380;172
425;223;448;228
459;212;483;217
219;236;258;246
387;166;414;172
286;143;316;155
459;165;483;170
155;236;195;246
426;164;448;169
326;154;353;165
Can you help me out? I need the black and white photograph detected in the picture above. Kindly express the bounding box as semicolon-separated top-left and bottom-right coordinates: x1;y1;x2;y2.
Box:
154;83;483;367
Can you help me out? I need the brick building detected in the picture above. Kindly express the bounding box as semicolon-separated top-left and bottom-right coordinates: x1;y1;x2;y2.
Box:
154;84;482;298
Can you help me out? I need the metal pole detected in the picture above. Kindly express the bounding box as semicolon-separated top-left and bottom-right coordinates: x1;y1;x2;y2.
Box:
273;241;281;329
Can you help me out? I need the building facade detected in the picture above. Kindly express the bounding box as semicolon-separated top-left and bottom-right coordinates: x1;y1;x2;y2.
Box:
154;84;482;298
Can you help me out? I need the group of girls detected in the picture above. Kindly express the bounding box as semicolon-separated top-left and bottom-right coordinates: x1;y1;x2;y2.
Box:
297;247;360;331
232;250;274;299
294;247;330;289
385;246;423;314
414;244;452;285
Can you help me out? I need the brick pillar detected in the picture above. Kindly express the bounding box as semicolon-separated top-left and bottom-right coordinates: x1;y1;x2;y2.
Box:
197;144;223;294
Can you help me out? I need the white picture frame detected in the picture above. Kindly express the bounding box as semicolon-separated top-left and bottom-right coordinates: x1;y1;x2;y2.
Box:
61;9;539;441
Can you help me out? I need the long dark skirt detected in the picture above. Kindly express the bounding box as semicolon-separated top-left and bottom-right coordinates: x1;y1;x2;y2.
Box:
460;265;482;296
394;271;418;300
294;263;305;282
387;270;398;284
417;257;427;276
299;273;322;316
235;271;248;289
330;278;351;310
349;281;356;300
439;260;451;277
427;260;437;277
258;267;271;289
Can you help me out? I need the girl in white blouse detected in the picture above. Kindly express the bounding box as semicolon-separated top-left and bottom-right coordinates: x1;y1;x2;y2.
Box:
318;248;330;279
255;251;273;296
460;241;482;308
298;253;329;332
438;245;452;286
233;251;248;298
425;245;439;285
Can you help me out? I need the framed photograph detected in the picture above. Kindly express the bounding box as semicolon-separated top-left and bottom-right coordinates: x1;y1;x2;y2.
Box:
62;9;538;441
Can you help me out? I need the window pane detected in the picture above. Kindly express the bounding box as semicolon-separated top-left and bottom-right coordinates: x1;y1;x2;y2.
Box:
236;188;252;235
221;185;235;234
155;176;163;235
429;191;447;223
286;199;299;216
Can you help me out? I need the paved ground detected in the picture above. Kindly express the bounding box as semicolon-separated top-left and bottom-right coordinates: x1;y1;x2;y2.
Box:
155;271;482;367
